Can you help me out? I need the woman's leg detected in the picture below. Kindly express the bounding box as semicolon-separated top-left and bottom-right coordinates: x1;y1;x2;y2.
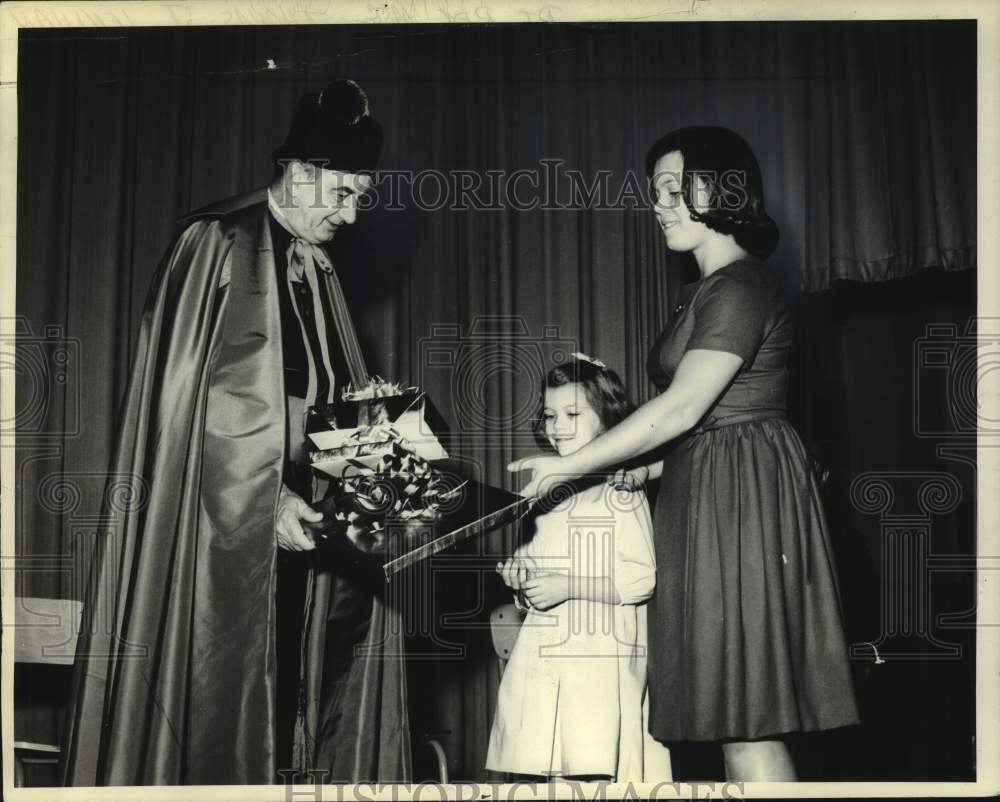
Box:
721;740;797;782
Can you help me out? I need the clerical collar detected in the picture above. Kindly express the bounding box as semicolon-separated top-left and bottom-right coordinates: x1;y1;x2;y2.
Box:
267;188;300;239
267;189;334;277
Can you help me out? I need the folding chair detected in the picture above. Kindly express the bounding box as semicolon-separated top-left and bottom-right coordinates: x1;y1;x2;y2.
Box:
13;596;83;786
489;602;526;677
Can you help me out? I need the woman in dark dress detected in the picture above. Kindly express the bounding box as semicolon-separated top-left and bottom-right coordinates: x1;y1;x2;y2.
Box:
510;127;859;780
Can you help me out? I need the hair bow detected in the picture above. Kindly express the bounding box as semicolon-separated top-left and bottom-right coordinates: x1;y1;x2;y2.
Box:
570;351;606;369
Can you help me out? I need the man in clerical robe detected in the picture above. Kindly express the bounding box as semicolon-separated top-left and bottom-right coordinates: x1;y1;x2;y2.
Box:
62;79;410;786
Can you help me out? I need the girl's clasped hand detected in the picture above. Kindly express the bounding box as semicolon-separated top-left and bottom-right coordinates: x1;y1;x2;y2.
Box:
495;556;570;611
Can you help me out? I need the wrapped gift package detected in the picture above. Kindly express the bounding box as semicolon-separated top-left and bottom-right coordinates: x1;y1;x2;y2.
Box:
308;386;449;478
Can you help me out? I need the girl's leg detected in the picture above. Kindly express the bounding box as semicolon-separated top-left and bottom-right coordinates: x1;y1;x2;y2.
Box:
721;739;797;782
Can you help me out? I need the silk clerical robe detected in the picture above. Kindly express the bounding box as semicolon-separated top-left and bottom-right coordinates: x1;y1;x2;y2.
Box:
61;189;410;786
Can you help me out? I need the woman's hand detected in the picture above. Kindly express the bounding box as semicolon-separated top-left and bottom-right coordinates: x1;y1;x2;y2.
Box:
507;454;580;500
275;484;322;552
496;555;537;590
608;465;649;491
521;572;570;611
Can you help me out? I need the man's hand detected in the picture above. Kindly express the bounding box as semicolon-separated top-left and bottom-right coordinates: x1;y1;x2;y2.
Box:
521;572;570;611
276;484;322;552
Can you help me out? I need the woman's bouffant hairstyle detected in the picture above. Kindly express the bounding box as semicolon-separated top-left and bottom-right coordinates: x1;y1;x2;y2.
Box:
532;356;635;452
645;126;779;259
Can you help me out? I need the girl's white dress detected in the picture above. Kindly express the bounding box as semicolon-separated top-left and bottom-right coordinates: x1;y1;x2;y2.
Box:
486;482;672;781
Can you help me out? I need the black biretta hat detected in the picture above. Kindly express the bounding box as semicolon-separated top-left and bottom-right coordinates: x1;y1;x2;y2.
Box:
272;79;383;173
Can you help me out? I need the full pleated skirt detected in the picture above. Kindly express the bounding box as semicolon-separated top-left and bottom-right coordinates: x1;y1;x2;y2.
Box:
647;418;859;742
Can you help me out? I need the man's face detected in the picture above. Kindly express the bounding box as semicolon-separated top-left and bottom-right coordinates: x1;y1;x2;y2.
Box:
284;163;373;244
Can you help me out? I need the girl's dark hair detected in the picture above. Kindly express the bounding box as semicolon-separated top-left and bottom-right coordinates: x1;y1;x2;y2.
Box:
645;126;779;259
532;357;635;452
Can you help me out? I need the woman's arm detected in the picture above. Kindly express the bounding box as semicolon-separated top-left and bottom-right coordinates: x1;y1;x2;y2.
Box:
569;348;742;471
511;348;742;498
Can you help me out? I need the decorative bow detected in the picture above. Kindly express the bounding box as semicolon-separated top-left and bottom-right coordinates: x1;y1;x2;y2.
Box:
286;238;334;282
570;351;607;369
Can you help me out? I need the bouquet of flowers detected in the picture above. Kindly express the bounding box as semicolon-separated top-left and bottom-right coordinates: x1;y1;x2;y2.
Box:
340;376;414;400
307;435;469;554
305;378;526;576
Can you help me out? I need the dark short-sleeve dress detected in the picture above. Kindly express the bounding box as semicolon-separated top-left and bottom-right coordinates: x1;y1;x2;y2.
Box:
646;259;859;742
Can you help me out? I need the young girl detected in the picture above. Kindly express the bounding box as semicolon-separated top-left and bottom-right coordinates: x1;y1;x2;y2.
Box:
485;354;671;782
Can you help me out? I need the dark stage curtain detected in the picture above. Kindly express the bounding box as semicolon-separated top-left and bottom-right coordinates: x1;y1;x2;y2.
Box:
15;22;976;782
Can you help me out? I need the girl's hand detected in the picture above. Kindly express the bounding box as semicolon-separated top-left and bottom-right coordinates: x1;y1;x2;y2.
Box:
521;572;570;611
507;454;579;500
496;556;537;590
